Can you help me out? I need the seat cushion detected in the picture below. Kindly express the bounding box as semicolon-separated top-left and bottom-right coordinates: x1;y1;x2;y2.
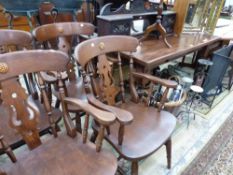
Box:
100;102;176;160
0;97;62;152
0;133;117;175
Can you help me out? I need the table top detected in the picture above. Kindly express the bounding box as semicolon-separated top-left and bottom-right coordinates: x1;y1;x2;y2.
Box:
123;33;221;70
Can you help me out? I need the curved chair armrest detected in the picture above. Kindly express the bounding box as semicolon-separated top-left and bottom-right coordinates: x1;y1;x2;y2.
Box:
157;91;187;108
132;72;177;88
64;97;116;126
87;94;133;125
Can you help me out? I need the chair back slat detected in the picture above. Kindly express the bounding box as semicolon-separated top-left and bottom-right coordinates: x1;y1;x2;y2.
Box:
117;52;125;102
0;30;32;47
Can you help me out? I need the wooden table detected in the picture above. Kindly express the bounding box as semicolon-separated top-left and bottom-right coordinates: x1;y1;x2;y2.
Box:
122;33;223;72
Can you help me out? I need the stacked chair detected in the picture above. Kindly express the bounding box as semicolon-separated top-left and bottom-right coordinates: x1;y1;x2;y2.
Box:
0;50;117;174
0;23;178;175
33;22;95;132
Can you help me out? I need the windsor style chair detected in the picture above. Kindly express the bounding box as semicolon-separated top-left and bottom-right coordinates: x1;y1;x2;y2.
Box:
33;22;95;132
0;29;62;154
75;35;177;175
0;50;117;175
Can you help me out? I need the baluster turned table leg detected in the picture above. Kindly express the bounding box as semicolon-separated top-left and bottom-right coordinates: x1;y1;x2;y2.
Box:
165;138;172;169
131;161;138;175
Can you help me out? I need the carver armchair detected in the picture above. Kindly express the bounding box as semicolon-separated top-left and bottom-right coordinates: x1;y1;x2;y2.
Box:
0;29;62;154
75;35;177;175
0;50;117;175
33;22;95;132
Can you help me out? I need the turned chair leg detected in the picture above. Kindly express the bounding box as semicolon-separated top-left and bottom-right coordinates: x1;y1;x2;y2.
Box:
75;113;82;133
90;130;98;143
165;138;172;169
131;161;138;175
55;123;61;132
55;99;60;108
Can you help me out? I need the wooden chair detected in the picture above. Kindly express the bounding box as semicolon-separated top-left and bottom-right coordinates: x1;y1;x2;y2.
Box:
75;35;177;175
0;29;62;154
0;50;117;175
33;22;95;132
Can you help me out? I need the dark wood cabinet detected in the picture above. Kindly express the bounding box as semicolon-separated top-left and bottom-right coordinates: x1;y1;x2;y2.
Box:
97;11;176;36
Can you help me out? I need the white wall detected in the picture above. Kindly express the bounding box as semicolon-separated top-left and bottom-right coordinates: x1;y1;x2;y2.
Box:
225;0;233;7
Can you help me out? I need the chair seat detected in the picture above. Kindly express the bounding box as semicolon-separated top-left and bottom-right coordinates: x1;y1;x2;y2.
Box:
0;133;117;175
0;97;62;153
54;77;86;112
95;102;176;160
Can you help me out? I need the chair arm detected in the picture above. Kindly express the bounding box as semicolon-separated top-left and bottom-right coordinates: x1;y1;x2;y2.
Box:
64;97;116;126
132;72;178;88
157;90;187;108
87;94;133;125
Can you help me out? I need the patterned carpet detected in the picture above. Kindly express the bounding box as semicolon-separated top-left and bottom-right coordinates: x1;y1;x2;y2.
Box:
181;112;233;175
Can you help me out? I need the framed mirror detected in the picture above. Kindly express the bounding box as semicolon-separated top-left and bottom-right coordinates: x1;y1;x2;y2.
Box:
183;0;225;34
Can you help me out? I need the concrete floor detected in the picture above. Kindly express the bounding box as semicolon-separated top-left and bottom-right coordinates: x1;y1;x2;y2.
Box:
138;89;233;175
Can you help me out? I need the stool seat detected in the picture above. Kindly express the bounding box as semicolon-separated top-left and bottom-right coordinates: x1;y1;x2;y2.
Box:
198;59;213;66
190;85;204;93
182;77;193;84
181;77;193;90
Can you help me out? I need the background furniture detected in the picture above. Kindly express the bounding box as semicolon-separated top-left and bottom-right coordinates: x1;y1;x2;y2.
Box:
170;0;190;35
97;0;176;36
0;50;117;175
176;85;203;128
193;58;213;86
202;44;233;106
0;0;93;30
140;0;172;48
121;33;222;73
33;22;95;132
75;35;177;175
183;0;225;34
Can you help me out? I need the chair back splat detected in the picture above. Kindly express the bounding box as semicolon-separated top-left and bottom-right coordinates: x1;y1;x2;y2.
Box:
75;35;138;105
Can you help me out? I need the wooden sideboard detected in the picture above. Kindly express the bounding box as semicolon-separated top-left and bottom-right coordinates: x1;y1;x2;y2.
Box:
97;11;176;36
97;0;176;36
